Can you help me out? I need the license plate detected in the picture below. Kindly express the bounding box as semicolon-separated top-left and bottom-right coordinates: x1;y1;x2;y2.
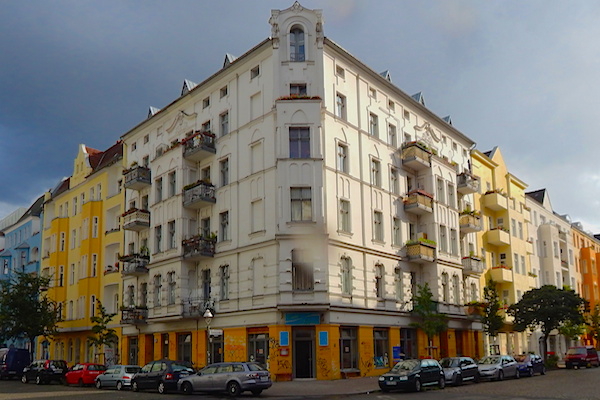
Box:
55;369;63;373
386;381;397;385
260;376;268;381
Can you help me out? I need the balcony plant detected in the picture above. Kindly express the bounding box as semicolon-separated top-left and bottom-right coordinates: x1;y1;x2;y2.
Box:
402;140;437;155
459;208;481;217
276;94;322;101
405;238;437;247
484;188;506;196
492;264;512;270
528;272;538;278
490;225;509;233
405;188;434;199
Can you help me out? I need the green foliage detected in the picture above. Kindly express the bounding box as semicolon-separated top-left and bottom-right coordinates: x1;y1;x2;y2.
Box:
544;353;559;369
410;283;448;356
482;280;504;337
508;285;585;360
558;320;586;341
87;301;118;351
587;304;600;346
0;271;60;349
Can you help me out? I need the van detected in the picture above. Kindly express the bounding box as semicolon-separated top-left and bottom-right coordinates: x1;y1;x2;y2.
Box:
0;348;31;379
565;346;599;369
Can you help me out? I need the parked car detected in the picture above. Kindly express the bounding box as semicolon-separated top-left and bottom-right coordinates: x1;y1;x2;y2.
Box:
177;361;272;396
515;353;546;376
0;348;30;379
439;356;480;385
565;346;600;369
21;360;68;385
95;364;141;390
131;359;194;394
64;363;107;386
477;355;519;380
378;359;445;392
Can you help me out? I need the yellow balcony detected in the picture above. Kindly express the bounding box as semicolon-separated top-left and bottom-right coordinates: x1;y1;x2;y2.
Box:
401;141;432;170
525;240;534;254
483;191;508;211
486;228;510;246
403;190;434;215
459;214;482;233
490;265;513;283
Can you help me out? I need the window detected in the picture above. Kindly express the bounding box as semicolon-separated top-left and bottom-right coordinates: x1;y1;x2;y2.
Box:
220;111;229;136
369;87;377;98
375;264;384;298
127;285;135;307
167;272;176;305
336;93;346;119
390;167;399;194
60;232;65;252
440;226;448;253
373;211;383;241
369;113;379;137
373;329;389;368
155;177;163;202
441;273;449;303
388;124;397;147
202;96;210;109
220;158;229;186
90;295;96;318
73;197;78;215
168;171;176;197
248;334;269;365
341;257;352;295
70;264;75;285
447;183;455;208
370;159;381;186
336;65;345;78
290;26;305;61
511;219;517;237
91;254;97;277
436;178;445;204
219;211;229;241
292;249;313;291
289;127;310;158
220;265;229;300
202;269;211;300
251;65;260;79
140;283;148;306
450;229;458;255
340;327;357;369
393;217;401;246
339;199;350;232
291;187;312;222
514;253;519;273
395;268;403;301
58;266;64;286
201;217;211;238
155;225;162;253
142;156;149;167
290;83;307;96
202;120;211;133
337;143;348;173
452;275;460;304
154;275;162;306
220;85;228;98
388;100;395;111
92;217;98;238
71;229;77;249
403;109;410;120
518;222;523;239
168;220;176;249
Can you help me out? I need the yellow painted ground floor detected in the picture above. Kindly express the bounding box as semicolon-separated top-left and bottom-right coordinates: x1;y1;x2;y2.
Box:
108;325;484;381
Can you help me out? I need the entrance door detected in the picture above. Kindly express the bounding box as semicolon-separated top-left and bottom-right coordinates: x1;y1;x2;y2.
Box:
128;337;138;366
293;328;314;379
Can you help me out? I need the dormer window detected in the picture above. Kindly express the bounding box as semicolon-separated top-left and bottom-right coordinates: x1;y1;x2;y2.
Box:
290;26;305;61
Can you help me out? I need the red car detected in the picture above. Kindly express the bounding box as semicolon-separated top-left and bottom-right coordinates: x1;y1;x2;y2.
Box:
65;363;107;386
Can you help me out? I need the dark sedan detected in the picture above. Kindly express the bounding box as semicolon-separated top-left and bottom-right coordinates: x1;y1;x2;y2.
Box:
131;359;194;394
177;362;271;396
440;356;480;385
515;354;546;376
378;359;445;392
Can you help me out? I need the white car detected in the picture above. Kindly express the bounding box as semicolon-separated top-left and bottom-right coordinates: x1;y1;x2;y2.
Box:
95;365;141;390
477;355;519;380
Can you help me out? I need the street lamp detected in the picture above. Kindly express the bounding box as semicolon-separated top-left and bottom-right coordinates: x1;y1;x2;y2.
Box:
203;309;214;364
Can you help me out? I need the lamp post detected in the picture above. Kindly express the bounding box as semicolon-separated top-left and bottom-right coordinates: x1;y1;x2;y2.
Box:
203;309;214;365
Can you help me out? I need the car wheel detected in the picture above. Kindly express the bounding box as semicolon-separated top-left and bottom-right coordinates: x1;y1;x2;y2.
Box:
515;369;520;379
528;367;533;377
497;370;504;381
35;375;43;385
541;365;546;375
438;376;445;389
21;375;28;384
251;389;263;396
132;381;139;392
60;377;67;386
227;381;242;397
181;381;193;395
116;380;123;391
158;381;166;394
78;378;84;387
95;379;102;389
453;373;462;386
414;378;422;392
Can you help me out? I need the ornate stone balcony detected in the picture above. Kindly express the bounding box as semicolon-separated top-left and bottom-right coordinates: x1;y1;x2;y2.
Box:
119;253;150;276
123;165;151;190
401;141;432;170
183;181;216;209
120;307;148;324
457;172;480;194
122;208;150;231
182;235;216;259
182;130;216;162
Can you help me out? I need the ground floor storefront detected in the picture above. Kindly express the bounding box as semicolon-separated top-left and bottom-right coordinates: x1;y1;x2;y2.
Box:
43;329;122;366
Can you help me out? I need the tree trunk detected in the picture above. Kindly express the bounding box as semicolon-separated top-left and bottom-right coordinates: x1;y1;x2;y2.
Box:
542;332;550;362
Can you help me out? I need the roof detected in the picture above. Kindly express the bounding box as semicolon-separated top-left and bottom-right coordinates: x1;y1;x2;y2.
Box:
526;189;546;205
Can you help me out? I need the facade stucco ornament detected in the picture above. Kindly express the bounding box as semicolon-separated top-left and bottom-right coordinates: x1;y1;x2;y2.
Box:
291;1;303;13
166;110;197;134
316;11;324;48
269;11;280;49
414;121;440;153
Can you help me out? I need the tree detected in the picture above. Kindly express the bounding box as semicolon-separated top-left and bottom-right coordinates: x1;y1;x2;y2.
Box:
558;320;586;342
87;300;119;364
508;285;585;361
482;280;504;337
410;283;448;357
587;304;600;347
0;271;60;355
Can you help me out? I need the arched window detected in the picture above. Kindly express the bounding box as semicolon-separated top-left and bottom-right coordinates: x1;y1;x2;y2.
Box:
341;256;352;295
441;273;449;303
290;26;305;61
452;275;460;304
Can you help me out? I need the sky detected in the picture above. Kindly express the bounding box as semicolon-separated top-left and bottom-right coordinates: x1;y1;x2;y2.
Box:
1;0;600;232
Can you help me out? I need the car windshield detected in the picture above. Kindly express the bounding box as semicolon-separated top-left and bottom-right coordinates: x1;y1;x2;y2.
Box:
479;356;500;364
439;358;459;368
125;367;140;373
391;360;419;372
567;348;586;355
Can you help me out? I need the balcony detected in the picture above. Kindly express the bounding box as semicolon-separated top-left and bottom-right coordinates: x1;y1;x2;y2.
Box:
401;141;432;170
490;265;513;283
122;208;150;231
459;213;482;233
525;240;534;254
462;256;484;275
123;165;151;190
182;130;216;162
183;181;216;209
181;297;212;318
403;190;434;215
486;227;510;246
120;307;148;324
119;253;150;276
457;172;480;194
182;235;216;259
483;190;508;211
103;263;120;276
405;240;436;263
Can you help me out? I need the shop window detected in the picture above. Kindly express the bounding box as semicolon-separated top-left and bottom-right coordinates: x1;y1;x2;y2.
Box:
373;329;389;368
340;327;358;370
248;333;270;365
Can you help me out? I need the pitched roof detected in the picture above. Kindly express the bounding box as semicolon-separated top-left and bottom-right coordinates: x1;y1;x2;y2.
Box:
90;141;123;173
526;188;546;205
411;92;425;106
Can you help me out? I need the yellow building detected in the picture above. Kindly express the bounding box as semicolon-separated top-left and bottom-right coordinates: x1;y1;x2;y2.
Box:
41;142;124;365
472;147;533;355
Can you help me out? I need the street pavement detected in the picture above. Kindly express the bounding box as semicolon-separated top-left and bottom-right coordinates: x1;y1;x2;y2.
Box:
266;376;380;397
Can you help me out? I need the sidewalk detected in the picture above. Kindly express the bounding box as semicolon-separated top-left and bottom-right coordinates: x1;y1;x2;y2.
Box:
266;376;380;397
